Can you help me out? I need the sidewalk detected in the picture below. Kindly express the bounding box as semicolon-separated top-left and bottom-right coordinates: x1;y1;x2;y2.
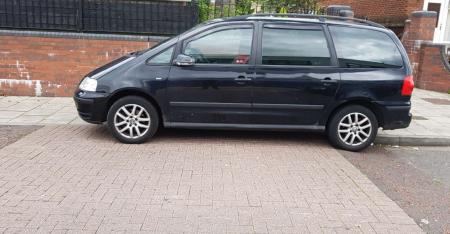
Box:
0;88;449;146
377;89;450;146
0;96;83;125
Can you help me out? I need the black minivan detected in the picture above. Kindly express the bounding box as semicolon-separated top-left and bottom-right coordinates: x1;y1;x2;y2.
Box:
74;14;414;151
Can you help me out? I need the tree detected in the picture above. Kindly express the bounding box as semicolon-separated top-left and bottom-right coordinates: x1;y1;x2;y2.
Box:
235;0;254;15
198;0;254;22
258;0;320;13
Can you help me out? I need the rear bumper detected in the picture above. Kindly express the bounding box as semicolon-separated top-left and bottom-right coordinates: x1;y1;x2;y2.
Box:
73;89;109;124
380;105;412;130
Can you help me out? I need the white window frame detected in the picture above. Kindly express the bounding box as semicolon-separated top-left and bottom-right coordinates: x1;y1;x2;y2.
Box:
423;0;450;42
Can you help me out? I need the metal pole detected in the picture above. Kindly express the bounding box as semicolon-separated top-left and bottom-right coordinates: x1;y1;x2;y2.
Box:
78;0;84;32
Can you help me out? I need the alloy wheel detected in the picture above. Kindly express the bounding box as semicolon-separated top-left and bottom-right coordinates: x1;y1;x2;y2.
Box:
337;112;372;146
114;104;151;139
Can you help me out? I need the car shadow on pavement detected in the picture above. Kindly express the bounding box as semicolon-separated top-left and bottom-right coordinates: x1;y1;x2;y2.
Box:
89;123;329;146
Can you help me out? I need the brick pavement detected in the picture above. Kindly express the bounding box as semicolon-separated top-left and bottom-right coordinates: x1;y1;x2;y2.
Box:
0;125;422;233
0;125;42;149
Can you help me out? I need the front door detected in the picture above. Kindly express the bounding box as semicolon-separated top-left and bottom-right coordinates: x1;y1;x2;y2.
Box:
167;23;256;125
252;23;340;127
423;0;448;42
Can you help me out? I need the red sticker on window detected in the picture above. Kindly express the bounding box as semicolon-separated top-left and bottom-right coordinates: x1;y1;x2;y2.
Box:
233;55;250;64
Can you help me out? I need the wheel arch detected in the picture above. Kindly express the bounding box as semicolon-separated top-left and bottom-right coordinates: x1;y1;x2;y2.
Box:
325;99;384;129
105;88;164;124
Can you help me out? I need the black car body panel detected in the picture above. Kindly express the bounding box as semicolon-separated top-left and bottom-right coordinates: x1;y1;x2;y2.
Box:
74;16;412;133
74;91;109;124
168;64;255;124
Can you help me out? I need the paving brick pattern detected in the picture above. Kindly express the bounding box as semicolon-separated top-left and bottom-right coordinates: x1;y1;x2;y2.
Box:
0;125;422;233
0;125;42;149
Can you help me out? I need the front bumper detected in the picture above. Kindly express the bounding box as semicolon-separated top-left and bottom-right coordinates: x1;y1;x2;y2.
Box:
73;89;109;124
381;105;412;130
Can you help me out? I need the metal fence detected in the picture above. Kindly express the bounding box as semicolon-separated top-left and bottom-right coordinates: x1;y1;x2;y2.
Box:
0;0;199;35
0;0;324;35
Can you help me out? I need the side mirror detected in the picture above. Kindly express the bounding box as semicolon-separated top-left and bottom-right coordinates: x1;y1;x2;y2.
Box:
173;54;195;66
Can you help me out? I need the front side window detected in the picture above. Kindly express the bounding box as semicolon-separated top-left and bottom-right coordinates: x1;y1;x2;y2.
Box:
147;46;174;65
329;26;403;68
184;27;253;64
262;27;331;66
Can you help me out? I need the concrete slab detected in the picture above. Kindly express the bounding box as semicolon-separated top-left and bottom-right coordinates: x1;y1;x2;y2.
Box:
0;111;24;119
378;89;450;146
8;115;46;124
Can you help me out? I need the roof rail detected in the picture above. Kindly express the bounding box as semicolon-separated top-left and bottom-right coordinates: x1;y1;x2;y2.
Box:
246;13;385;28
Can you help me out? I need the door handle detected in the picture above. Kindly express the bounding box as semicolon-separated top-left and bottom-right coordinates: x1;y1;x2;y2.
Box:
321;77;338;87
321;77;337;83
234;76;252;82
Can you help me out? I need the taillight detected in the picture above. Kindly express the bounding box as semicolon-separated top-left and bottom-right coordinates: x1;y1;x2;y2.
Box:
401;75;414;96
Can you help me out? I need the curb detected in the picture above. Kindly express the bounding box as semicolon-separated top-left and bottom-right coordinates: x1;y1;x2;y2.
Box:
375;134;450;146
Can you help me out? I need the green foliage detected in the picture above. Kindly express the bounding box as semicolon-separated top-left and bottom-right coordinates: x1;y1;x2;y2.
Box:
198;0;211;22
235;0;254;16
260;0;318;13
197;0;320;22
198;0;254;22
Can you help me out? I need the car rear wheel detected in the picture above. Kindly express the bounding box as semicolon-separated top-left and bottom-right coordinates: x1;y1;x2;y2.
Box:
327;105;378;151
107;96;159;144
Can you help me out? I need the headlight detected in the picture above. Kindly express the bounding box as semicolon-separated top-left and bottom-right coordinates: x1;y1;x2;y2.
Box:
79;77;97;92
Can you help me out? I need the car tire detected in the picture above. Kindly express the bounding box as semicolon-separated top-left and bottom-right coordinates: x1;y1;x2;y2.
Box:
107;96;159;144
327;105;378;151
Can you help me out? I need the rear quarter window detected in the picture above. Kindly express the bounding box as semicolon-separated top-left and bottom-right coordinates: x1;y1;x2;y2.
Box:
329;26;404;68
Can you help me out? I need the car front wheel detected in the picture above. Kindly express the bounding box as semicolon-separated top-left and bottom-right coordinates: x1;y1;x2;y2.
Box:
327;105;378;151
107;96;159;144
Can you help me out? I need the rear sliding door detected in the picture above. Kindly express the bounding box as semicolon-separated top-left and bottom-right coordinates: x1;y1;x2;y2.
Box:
252;23;340;127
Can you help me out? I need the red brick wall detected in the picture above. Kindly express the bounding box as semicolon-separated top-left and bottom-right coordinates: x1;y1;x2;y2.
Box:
401;11;449;93
402;11;438;79
318;0;424;26
0;35;155;97
416;43;450;93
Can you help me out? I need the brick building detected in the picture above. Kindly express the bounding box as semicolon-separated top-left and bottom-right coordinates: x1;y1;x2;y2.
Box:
318;0;424;34
402;11;450;93
319;0;450;43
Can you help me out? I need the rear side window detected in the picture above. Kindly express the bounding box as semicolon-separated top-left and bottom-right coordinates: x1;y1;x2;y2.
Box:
329;26;403;68
262;27;331;66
